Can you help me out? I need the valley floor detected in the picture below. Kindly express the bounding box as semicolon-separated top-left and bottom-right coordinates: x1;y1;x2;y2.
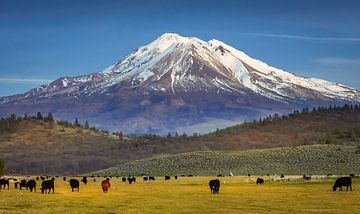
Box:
0;176;359;213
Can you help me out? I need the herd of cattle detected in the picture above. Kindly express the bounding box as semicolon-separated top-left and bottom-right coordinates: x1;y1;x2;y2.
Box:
0;174;354;194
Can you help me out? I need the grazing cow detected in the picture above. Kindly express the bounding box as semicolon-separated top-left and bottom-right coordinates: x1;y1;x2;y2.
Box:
350;174;355;178
303;175;311;180
81;177;88;185
0;178;9;190
165;176;171;180
188;175;193;177
41;178;55;194
93;179;96;182
102;178;111;193
256;178;264;185
149;176;156;181
333;177;352;191
280;175;285;178
217;174;223;177
143;177;148;181
127;177;136;184
174;176;178;180
69;179;80;192
122;177;127;182
27;180;36;192
63;177;67;181
209;179;220;194
248;174;251;177
40;176;45;181
20;179;27;190
13;179;19;189
36;177;39;181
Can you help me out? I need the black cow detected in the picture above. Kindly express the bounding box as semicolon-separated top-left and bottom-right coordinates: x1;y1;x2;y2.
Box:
81;177;88;184
27;180;36;192
143;177;149;181
149;176;156;181
93;178;96;182
14;179;19;189
165;176;171;180
333;177;352;191
20;179;27;190
40;176;45;181
174;176;178;180
217;174;223;177
63;177;67;181
41;178;55;194
350;174;355;178
36;177;39;181
280;174;285;178
209;179;220;194
256;178;264;185
0;178;9;190
127;177;136;184
122;177;127;182
69;179;80;192
303;175;311;180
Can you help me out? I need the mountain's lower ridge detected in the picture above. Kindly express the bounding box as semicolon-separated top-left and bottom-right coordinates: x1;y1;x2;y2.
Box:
1;33;359;134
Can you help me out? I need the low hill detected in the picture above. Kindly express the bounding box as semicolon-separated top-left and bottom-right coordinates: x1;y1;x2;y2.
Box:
1;105;360;175
91;144;360;176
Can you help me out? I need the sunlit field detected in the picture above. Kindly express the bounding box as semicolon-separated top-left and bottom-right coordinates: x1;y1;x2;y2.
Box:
0;176;359;213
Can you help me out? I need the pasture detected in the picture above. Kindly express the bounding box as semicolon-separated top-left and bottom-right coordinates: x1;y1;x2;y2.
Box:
0;176;359;213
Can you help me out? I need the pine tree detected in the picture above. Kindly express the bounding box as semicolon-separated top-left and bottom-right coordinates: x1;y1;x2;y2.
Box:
74;118;80;127
47;112;54;122
84;120;89;129
36;112;43;120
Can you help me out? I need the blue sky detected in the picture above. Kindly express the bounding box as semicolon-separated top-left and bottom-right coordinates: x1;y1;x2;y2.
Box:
0;0;359;96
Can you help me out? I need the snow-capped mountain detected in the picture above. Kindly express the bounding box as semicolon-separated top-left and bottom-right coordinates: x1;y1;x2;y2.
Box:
1;33;359;134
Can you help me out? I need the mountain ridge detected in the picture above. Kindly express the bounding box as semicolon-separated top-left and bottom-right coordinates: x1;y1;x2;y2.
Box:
0;33;359;134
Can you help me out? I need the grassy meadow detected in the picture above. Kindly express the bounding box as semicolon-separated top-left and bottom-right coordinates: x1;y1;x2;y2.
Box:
0;176;359;213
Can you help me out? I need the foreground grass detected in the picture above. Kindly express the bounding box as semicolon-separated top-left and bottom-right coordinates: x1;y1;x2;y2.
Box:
0;176;359;213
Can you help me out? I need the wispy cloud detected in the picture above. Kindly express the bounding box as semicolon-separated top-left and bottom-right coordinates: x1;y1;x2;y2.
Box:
245;33;360;43
314;57;360;66
0;78;52;84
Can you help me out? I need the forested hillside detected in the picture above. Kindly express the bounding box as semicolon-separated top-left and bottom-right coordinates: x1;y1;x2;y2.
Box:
1;105;360;175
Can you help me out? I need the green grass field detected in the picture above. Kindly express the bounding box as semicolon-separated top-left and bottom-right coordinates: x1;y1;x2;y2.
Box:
0;176;359;213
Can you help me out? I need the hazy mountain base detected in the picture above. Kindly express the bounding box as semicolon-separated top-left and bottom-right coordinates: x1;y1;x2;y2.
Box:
91;144;360;176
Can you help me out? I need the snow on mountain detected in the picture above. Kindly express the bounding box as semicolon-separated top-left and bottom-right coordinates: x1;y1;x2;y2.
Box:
0;33;359;134
60;33;358;103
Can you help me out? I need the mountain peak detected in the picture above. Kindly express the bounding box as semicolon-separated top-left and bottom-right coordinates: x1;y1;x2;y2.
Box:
0;33;359;134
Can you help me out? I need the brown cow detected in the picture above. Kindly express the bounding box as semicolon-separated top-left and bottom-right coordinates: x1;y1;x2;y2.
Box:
101;178;111;193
